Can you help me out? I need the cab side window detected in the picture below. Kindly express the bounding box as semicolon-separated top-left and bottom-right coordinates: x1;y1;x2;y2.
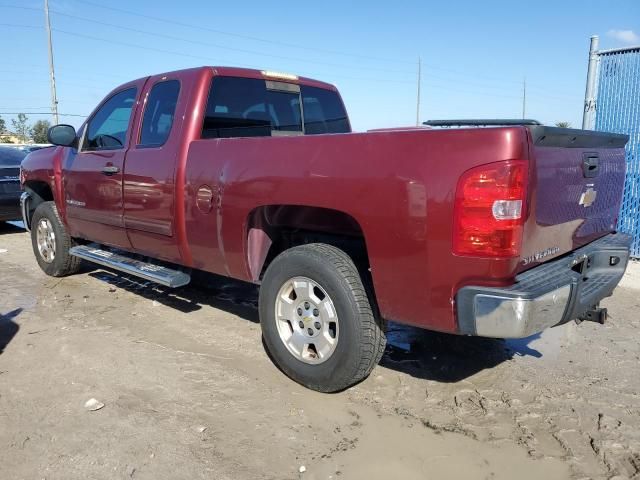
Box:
201;77;302;139
84;88;137;151
139;80;180;147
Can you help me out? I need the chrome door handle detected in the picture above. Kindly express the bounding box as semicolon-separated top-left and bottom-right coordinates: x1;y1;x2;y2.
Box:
102;165;120;175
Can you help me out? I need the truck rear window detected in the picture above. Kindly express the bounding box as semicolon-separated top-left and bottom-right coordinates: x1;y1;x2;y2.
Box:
299;85;350;135
201;76;349;139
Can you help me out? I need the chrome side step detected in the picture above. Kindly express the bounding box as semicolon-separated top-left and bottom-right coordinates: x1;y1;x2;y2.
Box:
69;245;191;288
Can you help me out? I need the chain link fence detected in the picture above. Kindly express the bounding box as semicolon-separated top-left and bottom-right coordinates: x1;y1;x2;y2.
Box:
586;41;640;257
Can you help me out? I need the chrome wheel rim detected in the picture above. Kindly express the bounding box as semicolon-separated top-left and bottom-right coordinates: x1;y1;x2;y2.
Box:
275;276;339;365
36;218;56;263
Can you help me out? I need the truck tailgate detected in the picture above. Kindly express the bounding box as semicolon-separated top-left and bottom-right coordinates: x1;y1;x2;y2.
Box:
520;127;628;270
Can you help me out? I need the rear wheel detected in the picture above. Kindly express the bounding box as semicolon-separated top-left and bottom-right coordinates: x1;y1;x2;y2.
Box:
30;201;81;277
259;243;386;392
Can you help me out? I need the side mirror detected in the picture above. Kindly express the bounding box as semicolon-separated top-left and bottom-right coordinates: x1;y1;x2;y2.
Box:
47;124;77;147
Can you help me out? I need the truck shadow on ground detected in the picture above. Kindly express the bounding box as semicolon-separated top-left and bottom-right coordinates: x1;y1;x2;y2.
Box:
88;269;260;322
381;323;542;382
0;308;22;355
89;269;542;384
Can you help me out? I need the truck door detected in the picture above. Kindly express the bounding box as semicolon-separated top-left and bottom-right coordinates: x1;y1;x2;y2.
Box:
122;74;184;263
63;79;146;248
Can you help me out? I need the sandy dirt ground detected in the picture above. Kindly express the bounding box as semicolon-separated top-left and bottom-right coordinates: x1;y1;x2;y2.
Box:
1;221;639;480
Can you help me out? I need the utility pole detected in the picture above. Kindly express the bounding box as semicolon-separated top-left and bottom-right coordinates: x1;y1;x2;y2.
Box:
582;35;599;130
522;77;526;119
44;0;59;124
415;57;421;126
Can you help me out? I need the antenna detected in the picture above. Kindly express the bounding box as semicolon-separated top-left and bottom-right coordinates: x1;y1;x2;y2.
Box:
416;57;421;126
522;77;526;119
44;0;59;125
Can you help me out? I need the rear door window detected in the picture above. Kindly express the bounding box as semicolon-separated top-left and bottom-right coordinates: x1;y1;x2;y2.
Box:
139;80;180;147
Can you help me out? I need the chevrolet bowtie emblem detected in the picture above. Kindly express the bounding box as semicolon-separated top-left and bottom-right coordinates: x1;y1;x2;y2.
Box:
579;187;597;207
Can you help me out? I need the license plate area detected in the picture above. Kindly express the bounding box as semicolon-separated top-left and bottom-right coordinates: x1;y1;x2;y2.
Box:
570;254;592;279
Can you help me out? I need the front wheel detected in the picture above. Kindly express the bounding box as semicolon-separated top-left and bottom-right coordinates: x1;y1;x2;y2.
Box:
30;201;81;277
259;243;386;392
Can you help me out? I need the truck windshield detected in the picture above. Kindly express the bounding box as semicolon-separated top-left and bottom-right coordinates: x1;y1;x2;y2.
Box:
201;76;349;139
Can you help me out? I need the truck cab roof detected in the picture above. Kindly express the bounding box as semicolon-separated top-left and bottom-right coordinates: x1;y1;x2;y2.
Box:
126;66;338;92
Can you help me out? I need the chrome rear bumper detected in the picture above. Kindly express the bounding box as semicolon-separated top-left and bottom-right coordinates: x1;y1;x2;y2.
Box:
456;233;631;338
470;285;571;338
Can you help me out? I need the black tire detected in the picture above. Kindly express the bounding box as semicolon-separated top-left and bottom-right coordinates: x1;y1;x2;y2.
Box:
259;243;386;392
30;201;81;277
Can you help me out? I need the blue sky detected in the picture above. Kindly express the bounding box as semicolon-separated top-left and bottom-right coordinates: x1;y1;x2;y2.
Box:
1;0;639;132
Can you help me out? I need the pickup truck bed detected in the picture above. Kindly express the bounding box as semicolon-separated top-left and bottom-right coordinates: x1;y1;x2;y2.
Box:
20;66;631;392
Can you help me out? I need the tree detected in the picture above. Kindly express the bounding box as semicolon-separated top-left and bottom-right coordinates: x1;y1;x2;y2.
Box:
555;121;571;128
31;119;51;143
0;115;6;134
11;113;31;143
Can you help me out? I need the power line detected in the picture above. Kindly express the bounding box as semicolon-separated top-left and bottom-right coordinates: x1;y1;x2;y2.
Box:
50;28;417;86
2;5;417;77
417;69;581;100
66;0;418;66
45;9;416;76
53;28;264;68
54;2;544;90
0;106;50;110
0;76;114;93
0;65;576;106
2;5;415;75
47;3;575;94
0;111;86;117
42;28;571;100
0;67;132;83
421;82;522;100
0;12;582;117
0;22;40;29
0;14;583;100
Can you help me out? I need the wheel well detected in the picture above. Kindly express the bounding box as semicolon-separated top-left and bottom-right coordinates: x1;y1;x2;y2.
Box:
24;181;54;225
246;205;370;282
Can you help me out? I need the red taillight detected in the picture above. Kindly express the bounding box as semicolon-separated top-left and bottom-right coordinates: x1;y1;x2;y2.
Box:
453;160;528;258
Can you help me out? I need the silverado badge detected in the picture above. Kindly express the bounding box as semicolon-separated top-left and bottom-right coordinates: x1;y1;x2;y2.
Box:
579;187;597;207
522;246;561;266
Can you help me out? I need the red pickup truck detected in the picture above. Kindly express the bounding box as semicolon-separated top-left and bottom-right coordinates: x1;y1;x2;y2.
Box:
20;66;631;392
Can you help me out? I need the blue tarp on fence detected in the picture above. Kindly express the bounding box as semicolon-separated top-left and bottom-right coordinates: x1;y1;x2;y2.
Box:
594;46;640;257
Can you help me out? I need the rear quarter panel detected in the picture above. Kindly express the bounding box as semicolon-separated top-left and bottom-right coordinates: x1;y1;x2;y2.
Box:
185;127;529;333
